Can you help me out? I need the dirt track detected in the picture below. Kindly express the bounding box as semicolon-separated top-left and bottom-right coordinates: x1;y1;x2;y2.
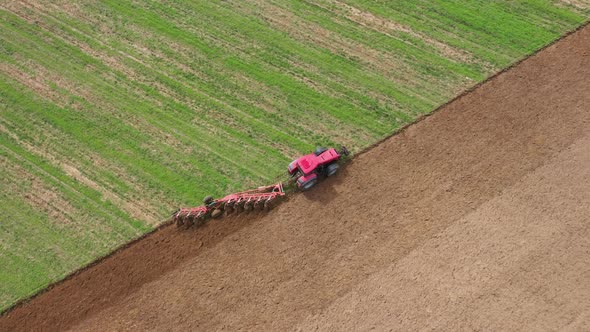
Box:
2;24;590;332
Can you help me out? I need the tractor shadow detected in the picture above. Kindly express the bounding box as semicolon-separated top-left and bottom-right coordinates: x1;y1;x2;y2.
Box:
300;163;351;205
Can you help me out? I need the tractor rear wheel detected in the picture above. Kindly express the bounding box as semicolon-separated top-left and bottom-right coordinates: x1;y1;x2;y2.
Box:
299;177;317;191
326;163;339;177
314;147;328;156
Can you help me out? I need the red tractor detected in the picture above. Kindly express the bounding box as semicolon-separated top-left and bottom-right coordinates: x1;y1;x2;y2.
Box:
288;146;349;190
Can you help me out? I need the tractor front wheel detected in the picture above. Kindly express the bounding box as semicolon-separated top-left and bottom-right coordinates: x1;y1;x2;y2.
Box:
326;163;339;177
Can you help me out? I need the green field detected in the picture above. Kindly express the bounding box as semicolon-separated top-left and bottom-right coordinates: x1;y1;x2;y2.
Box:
1;0;588;311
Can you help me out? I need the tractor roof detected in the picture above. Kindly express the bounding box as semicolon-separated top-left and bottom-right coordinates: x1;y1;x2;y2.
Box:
297;148;340;174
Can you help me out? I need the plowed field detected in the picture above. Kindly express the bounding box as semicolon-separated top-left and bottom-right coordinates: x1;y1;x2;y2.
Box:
2;22;590;332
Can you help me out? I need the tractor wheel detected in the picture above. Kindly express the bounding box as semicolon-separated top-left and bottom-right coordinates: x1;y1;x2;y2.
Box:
326;163;339;177
203;195;214;204
299;177;317;191
211;209;223;218
314;147;328;156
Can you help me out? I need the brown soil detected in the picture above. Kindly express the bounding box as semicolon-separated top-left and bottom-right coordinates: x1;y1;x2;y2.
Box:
2;23;590;332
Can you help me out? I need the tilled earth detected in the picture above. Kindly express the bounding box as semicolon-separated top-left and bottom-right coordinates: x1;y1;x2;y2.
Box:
2;23;590;332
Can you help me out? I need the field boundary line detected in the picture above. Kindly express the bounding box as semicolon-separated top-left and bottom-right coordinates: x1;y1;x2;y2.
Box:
353;20;590;158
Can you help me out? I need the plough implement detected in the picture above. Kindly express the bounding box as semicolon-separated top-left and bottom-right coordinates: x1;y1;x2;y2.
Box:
173;183;285;228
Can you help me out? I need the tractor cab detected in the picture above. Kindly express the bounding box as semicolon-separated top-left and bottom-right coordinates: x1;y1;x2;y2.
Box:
296;148;340;175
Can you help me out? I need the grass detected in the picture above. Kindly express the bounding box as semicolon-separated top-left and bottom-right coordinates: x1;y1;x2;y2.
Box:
0;0;588;312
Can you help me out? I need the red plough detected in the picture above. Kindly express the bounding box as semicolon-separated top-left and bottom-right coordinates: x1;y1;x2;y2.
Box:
173;183;285;228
